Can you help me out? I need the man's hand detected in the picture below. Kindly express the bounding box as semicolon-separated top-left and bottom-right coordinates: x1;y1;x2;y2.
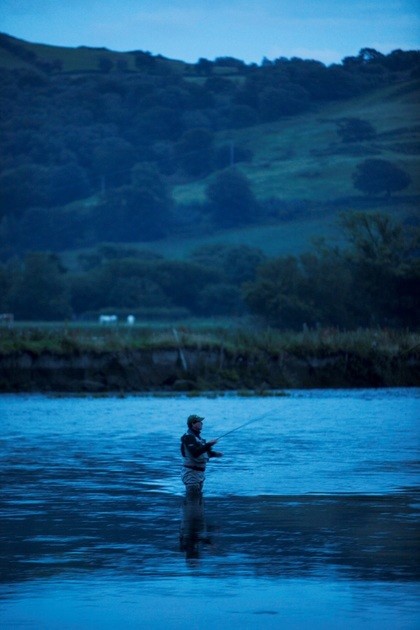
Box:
207;438;223;457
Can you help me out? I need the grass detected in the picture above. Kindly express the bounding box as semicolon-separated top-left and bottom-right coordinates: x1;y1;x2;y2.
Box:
61;195;418;271
0;33;188;74
1;322;418;358
59;209;343;271
173;81;420;204
156;81;420;266
120;213;341;259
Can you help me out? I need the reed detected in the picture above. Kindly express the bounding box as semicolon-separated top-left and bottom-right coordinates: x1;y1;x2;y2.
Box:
0;323;418;358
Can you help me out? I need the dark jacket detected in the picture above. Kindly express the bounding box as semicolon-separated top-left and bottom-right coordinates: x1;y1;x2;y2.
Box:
180;429;217;470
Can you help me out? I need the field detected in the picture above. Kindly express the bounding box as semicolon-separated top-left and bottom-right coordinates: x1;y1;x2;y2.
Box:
60;211;345;270
174;81;420;204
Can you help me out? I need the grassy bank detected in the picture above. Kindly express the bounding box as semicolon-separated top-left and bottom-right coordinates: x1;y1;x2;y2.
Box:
1;324;419;392
1;322;418;358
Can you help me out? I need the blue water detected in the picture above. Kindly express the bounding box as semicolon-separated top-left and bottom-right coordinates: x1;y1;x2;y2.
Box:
1;389;419;629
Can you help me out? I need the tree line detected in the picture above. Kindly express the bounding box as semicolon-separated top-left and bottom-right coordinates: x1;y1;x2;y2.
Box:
1;213;418;329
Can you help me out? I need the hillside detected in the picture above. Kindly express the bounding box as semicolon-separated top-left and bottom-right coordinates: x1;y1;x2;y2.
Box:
65;80;418;264
0;35;418;327
174;81;420;204
0;35;419;260
0;31;189;74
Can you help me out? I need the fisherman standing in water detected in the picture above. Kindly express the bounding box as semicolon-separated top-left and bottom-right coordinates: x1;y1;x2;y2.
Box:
180;414;222;556
181;414;223;500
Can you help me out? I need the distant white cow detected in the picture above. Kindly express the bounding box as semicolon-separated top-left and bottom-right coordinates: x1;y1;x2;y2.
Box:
0;313;14;327
99;314;118;324
127;315;135;325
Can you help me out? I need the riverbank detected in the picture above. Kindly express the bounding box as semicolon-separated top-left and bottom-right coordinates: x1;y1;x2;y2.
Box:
0;326;418;392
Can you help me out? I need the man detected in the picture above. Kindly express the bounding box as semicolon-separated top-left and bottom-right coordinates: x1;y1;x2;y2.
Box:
180;414;223;500
180;414;222;556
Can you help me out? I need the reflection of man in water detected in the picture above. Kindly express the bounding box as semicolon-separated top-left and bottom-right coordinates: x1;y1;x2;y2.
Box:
180;414;222;556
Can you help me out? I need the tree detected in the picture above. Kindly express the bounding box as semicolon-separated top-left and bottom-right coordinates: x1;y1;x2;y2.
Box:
0;164;50;216
152;261;219;312
92;137;136;187
190;244;265;283
338;211;420;326
98;56;113;73
175;128;215;177
196;58;213;76
133;106;183;142
243;256;317;329
206;168;258;227
8;252;71;320
105;274;169;309
70;258;170;314
339;211;411;268
94;171;173;242
258;85;309;120
133;51;155;71
198;283;244;316
225;105;258;129
357;48;385;64
49;162;91;206
242;212;420;329
0;261;14;311
352;159;411;196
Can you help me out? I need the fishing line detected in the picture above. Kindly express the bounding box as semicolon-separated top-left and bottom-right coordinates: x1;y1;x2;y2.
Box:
215;411;272;441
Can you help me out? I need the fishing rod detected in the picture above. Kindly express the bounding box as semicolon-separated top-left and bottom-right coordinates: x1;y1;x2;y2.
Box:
215;411;271;441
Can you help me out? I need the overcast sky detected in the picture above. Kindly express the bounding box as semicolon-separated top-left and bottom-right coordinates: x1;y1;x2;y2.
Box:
0;0;419;65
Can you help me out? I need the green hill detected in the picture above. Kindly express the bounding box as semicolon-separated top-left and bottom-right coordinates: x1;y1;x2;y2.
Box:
0;34;418;266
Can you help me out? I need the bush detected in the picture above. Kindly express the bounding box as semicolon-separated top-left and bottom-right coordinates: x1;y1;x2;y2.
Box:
352;159;411;196
206;168;258;227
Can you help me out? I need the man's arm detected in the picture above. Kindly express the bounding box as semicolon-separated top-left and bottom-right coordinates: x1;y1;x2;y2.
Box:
182;434;215;458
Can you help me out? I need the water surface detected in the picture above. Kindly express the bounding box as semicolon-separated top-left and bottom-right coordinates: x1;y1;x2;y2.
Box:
1;389;419;628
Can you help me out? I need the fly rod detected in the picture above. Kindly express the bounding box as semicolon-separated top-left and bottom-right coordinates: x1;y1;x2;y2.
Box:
215;411;271;441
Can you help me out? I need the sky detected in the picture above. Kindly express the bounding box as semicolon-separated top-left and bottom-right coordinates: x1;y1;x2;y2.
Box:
0;0;419;65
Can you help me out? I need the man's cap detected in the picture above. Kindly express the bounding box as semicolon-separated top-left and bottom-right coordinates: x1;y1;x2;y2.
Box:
187;414;204;428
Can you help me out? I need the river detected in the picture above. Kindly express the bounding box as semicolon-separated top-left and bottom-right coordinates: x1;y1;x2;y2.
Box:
1;389;419;629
